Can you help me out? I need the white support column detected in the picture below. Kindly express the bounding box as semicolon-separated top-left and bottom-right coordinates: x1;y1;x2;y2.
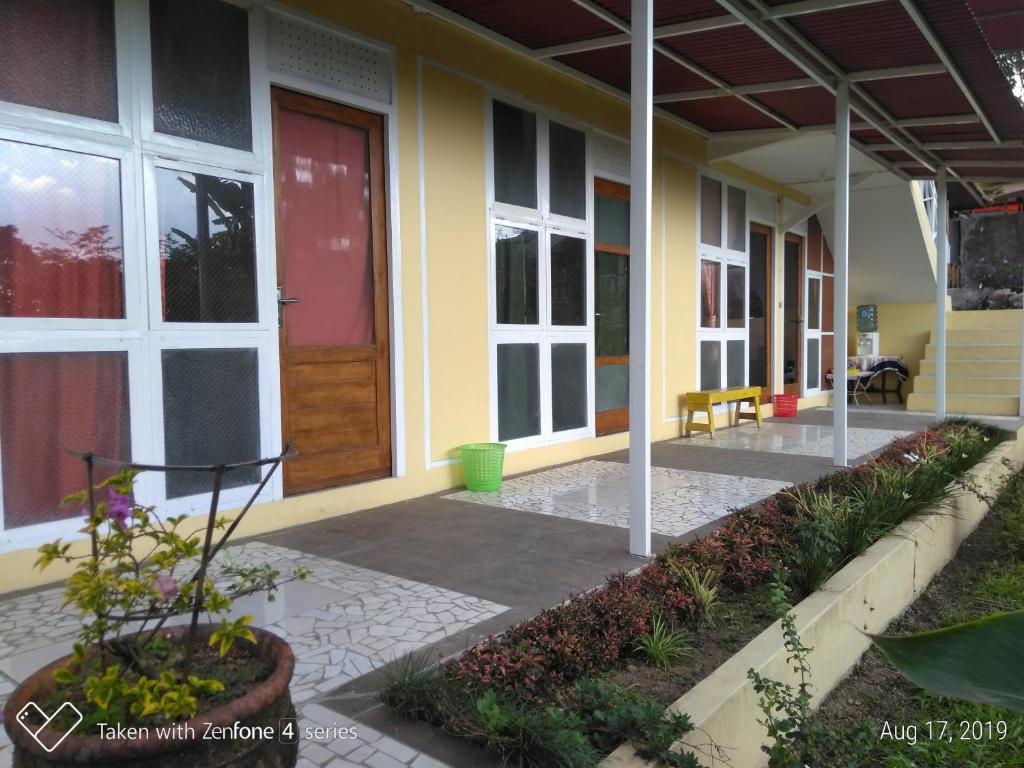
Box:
833;82;850;468
935;166;948;422
629;0;653;557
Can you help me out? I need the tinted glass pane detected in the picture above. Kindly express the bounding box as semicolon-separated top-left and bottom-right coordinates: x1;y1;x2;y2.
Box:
596;363;628;412
549;122;586;219
784;240;800;385
595;251;628;356
749;230;769;389
595;192;629;246
150;0;252;150
0;0;117;121
807;277;821;330
700;341;721;390
0;352;130;528
806;338;820;391
551;234;585;326
551;343;587;432
277;108;374;346
158;169;256;323
727;339;745;388
162;348;261;498
700;259;720;328
0;140;124;318
493;101;536;208
700;175;722;247
497;344;540;441
727;264;745;329
727;185;746;251
495;225;538;324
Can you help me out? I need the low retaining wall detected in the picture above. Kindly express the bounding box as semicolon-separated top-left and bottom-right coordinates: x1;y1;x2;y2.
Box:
604;428;1024;768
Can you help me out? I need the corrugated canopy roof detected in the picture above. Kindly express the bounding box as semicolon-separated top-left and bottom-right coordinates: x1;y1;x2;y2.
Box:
422;0;1024;207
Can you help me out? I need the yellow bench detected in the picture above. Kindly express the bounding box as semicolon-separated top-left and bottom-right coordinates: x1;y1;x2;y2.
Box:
683;386;763;438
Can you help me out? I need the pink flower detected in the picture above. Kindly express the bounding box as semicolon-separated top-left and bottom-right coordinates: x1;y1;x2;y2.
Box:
106;488;134;530
153;574;179;600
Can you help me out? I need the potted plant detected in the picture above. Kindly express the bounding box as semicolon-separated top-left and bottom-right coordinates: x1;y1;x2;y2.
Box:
3;452;307;767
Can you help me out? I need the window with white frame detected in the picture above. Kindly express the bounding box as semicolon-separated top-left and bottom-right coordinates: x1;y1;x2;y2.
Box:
0;0;275;545
488;99;592;446
697;174;748;391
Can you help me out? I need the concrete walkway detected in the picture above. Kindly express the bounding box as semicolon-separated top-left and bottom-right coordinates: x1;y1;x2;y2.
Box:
0;408;1004;768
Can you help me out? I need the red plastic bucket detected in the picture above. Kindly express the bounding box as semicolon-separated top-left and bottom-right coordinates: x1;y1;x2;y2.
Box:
773;394;798;417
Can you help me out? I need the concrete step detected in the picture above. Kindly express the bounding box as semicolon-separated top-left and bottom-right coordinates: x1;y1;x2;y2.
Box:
912;375;1020;396
920;359;1021;377
925;343;1021;361
937;327;1022;345
947;308;1023;330
906;391;1019;416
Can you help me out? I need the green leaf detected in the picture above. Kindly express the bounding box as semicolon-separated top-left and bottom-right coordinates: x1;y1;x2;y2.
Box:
872;610;1024;712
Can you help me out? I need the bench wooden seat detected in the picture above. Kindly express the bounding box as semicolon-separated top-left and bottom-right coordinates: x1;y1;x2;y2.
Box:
683;386;763;438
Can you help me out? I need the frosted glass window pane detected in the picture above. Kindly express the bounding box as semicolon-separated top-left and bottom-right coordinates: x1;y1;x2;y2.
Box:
162;348;261;498
807;339;820;391
549;121;586;219
497;344;540;441
158;168;257;323
551;343;587;432
493;101;536;208
808;278;821;330
700;260;721;328
727;185;746;251
595;194;629;246
596;363;629;412
0;352;130;528
495;226;538;325
150;0;252;150
0;140;124;318
550;234;585;326
0;0;118;121
727;264;745;329
700;341;721;390
700;175;722;247
727;339;745;388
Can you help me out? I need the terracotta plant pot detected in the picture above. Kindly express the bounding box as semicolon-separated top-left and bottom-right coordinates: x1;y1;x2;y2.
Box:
3;625;297;768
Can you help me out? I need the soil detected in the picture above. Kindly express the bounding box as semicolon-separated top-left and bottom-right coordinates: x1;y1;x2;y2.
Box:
813;473;1023;760
607;584;777;707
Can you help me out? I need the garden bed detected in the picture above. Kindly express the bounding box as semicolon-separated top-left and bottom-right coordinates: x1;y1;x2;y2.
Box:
381;420;1014;768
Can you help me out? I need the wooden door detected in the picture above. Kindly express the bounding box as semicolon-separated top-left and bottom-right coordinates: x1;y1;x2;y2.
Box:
783;233;804;396
594;179;630;436
272;88;391;494
749;223;773;403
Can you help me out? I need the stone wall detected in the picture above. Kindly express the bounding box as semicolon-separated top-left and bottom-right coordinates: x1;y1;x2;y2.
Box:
951;212;1024;310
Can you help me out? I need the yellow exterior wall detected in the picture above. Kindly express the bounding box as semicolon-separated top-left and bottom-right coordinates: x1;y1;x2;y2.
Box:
0;0;812;593
848;301;936;398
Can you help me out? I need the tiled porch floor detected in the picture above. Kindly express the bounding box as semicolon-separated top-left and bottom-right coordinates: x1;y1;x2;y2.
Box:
0;410;948;767
669;422;912;459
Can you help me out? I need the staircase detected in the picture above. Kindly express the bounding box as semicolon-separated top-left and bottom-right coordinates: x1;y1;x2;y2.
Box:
906;309;1022;417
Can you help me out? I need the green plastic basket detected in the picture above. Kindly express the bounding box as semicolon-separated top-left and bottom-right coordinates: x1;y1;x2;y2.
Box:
460;443;506;492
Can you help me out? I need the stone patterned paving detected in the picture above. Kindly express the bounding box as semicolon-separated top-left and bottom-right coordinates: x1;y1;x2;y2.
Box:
446;461;790;536
671;423;911;459
0;542;506;768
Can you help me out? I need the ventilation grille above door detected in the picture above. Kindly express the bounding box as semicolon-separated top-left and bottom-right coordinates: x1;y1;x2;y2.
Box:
267;13;393;105
593;133;629;181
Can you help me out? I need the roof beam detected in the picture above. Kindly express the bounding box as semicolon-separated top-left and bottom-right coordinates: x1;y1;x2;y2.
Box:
866;139;1024;151
896;159;1024;169
846;62;946;82
895;0;1001;143
533;0;886;58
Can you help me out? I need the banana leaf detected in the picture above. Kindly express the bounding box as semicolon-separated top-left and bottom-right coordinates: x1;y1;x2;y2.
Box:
872;610;1024;712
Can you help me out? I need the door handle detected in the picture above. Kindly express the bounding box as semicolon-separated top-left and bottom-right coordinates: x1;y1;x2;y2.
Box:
277;286;301;328
279;297;301;304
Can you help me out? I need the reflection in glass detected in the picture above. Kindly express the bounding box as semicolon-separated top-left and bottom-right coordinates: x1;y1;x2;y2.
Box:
595;251;628;356
551;343;587;432
550;234;585;326
596;363;628;412
0;0;118;121
808;277;821;330
150;0;252;150
748;229;769;389
497;344;540;441
700;175;722;246
701;340;721;390
493;101;536;208
727;263;745;329
727;339;745;388
495;226;538;325
158;168;257;323
700;259;720;328
727;185;746;251
549;122;586;219
596;193;629;246
162;348;261;498
0;140;124;318
784;239;801;385
806;338;820;392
